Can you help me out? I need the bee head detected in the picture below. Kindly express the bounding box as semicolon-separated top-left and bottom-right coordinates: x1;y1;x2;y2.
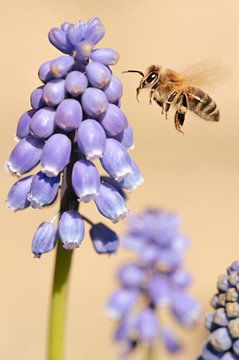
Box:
123;65;161;101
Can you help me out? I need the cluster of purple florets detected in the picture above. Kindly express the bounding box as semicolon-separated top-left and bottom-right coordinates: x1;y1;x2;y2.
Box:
107;209;200;356
6;17;142;257
198;261;239;360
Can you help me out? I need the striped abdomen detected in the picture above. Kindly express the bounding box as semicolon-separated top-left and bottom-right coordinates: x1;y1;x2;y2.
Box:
187;86;219;122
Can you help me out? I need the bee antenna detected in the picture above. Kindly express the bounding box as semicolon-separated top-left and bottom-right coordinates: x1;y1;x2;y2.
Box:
122;70;144;77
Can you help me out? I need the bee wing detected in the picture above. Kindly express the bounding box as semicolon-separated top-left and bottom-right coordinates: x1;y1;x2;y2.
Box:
180;60;231;89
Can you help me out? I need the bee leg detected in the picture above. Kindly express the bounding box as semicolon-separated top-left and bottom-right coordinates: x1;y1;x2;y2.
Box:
149;90;154;104
174;111;185;134
164;91;178;119
174;92;188;133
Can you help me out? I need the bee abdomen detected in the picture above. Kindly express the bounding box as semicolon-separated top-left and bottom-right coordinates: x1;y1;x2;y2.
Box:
187;87;219;122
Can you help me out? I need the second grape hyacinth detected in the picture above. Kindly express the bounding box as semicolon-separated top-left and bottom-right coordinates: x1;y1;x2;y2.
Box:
198;261;239;360
107;209;201;356
6;17;143;257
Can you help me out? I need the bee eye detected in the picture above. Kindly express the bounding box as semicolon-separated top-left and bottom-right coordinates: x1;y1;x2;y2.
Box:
143;72;158;85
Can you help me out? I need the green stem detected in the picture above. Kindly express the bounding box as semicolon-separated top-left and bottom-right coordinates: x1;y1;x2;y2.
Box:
47;132;78;360
47;244;73;360
145;346;155;360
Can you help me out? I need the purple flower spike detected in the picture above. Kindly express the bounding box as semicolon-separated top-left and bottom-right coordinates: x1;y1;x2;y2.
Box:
7;175;33;211
16;110;34;139
107;209;199;355
197;262;239;359
104;76;123;103
30;87;45;110
27;171;60;208
81;87;108;118
65;71;88;97
41;134;71;177
76;119;106;160
72;160;100;202
32;222;58;257
30;108;55;139
42;79;66;107
7;17;141;260
117;263;145;288
48;27;74;54
107;289;139;320
86;61;112;89
94;182;128;223
136;308;159;343
55;99;82;131
119;161;143;190
58;210;85;249
38;60;53;83
91;48;119;65
90;223;119;254
84;23;105;45
100;139;133;181
99;104;128;136
50;55;74;78
7;135;44;175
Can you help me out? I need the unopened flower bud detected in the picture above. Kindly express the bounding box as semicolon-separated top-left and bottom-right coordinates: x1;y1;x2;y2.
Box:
48;27;73;54
50;55;74;78
16;110;34;139
65;71;88;97
76;119;106;160
30;107;55;139
99;104;128;136
30;87;45;110
86;61;112;89
54;99;83;131
104;76;122;103
81;87;108;118
42;79;66;107
91;48;119;66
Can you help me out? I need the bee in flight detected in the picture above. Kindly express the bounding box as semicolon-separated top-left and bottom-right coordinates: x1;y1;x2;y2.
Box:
124;62;227;133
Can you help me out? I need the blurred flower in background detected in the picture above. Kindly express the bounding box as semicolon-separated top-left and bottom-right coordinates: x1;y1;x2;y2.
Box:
107;209;200;357
6;17;143;257
198;261;239;360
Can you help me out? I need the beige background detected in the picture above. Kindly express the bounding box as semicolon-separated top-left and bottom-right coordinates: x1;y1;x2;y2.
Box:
1;0;239;359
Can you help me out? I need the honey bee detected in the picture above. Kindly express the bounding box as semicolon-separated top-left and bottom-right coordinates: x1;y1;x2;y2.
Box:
124;61;228;133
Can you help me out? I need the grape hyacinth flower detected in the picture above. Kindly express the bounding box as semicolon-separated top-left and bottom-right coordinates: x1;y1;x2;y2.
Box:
197;261;239;360
6;16;142;255
107;209;200;358
6;17;142;360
